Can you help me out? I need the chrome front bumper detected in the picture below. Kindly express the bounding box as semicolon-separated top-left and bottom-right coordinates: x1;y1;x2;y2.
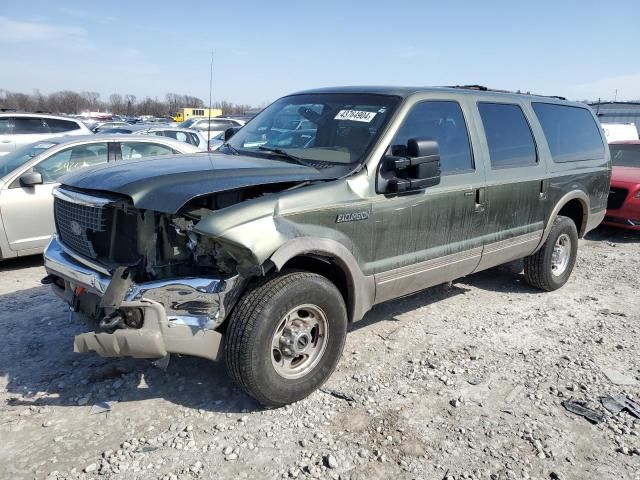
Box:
43;236;243;361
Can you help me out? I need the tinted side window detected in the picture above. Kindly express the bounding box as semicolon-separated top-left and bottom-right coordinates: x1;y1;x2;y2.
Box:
532;103;604;162
120;142;175;159
13;117;49;134
392;101;474;174
0;118;12;134
33;143;108;183
478;103;537;168
46;118;81;133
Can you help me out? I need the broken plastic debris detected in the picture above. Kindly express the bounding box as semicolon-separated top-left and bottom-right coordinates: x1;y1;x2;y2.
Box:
562;399;605;424
152;354;170;371
600;394;640;419
320;388;356;403
89;401;113;415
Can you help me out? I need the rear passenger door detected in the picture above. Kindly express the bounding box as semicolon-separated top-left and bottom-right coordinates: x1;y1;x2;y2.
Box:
371;99;487;302
473;101;547;271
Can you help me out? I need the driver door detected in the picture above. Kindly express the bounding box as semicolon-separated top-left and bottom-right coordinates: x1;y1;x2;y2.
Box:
0;142;109;252
370;99;487;303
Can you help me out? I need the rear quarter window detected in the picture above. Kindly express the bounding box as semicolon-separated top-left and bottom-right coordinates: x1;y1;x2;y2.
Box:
13;117;49;134
532;103;604;162
46;118;81;133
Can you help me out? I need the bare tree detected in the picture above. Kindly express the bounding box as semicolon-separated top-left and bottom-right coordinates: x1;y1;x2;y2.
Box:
0;89;257;116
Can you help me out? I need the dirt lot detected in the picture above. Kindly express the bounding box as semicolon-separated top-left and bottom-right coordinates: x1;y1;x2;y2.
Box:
1;226;639;480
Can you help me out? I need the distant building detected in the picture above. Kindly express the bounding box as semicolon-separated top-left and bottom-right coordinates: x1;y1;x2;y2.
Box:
589;101;640;127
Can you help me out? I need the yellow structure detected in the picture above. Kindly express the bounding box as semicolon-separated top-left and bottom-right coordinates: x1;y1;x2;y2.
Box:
173;107;223;123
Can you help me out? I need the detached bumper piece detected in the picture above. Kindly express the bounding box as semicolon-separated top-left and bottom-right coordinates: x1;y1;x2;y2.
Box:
44;236;242;361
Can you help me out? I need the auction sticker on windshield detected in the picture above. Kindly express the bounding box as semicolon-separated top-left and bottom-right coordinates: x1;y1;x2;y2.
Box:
334;110;377;123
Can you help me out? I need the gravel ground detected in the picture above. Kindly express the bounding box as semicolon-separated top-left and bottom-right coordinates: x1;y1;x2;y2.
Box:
1;226;639;480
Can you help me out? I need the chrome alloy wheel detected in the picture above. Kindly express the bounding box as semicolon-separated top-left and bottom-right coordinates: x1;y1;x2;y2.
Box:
271;304;328;379
551;233;571;276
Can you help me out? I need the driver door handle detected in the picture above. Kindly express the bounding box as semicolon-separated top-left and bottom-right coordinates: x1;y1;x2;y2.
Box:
474;187;486;213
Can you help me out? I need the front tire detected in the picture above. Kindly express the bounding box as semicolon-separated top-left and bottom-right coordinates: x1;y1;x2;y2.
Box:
224;271;347;407
524;215;578;291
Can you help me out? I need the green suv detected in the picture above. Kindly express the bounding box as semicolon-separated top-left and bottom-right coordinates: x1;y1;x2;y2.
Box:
43;86;611;406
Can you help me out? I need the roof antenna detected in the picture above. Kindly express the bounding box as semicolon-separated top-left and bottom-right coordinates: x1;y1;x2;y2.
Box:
207;49;214;150
614;89;618;102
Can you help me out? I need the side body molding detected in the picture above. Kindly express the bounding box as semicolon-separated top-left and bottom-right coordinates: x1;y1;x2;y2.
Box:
269;237;375;323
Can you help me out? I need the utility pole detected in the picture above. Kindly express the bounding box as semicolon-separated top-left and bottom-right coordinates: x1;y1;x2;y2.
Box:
207;50;214;144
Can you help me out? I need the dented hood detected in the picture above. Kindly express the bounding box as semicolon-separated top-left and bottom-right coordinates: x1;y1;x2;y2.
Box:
59;152;333;213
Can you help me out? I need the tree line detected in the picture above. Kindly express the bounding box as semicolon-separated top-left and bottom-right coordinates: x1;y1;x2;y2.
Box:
0;89;257;117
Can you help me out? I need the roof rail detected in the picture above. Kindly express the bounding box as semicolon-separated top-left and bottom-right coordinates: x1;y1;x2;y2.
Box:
445;85;566;101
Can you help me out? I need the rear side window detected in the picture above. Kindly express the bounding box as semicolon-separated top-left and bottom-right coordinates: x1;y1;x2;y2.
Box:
46;118;81;133
392;101;474;174
532;103;604;162
478;103;537;168
0;117;12;134
120;142;176;159
13;117;49;134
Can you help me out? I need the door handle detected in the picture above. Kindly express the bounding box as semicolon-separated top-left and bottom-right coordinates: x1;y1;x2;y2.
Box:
1;140;11;143
540;179;549;200
474;187;486;213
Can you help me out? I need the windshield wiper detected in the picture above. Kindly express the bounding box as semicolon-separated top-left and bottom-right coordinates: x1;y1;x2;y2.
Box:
258;146;307;165
222;143;240;155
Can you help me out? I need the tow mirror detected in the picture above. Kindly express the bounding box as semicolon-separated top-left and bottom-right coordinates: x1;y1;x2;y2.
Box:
224;126;240;142
378;138;441;194
19;171;43;187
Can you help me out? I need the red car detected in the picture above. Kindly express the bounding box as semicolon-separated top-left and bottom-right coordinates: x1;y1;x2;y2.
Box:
604;141;640;230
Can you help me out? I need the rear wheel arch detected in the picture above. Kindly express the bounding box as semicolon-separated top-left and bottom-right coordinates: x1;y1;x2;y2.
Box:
538;191;589;250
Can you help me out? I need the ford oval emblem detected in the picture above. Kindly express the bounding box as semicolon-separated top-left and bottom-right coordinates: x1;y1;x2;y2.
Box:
70;220;83;236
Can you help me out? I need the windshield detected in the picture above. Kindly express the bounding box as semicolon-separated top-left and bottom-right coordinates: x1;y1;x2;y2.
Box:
221;93;400;168
610;144;640;168
0;142;56;178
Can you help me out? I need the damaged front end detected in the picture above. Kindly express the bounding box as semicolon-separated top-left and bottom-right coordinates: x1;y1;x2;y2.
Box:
43;187;252;361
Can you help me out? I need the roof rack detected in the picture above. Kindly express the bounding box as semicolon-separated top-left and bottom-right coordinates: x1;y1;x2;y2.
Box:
446;85;566;101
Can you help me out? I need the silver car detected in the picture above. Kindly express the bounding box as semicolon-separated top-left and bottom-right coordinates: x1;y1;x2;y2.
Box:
177;117;244;141
0;135;200;259
0;113;92;156
138;127;208;150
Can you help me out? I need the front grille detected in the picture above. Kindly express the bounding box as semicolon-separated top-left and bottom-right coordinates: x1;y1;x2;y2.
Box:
54;197;112;259
607;187;629;210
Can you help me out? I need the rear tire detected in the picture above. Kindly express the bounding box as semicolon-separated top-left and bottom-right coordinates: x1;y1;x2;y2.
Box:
224;271;347;407
524;215;578;291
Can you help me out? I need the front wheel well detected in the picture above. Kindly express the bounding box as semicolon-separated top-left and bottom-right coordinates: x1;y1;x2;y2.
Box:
279;255;351;320
557;199;587;237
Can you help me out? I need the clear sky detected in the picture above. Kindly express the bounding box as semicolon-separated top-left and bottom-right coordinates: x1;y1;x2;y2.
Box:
1;0;639;106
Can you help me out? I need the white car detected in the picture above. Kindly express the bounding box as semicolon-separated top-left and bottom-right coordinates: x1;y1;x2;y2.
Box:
601;123;639;143
0;135;200;259
0;113;93;156
139;127;208;150
178;117;244;141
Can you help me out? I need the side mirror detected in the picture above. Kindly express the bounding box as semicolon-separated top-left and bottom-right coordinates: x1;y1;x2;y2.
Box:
19;171;43;187
224;127;240;141
378;138;441;194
